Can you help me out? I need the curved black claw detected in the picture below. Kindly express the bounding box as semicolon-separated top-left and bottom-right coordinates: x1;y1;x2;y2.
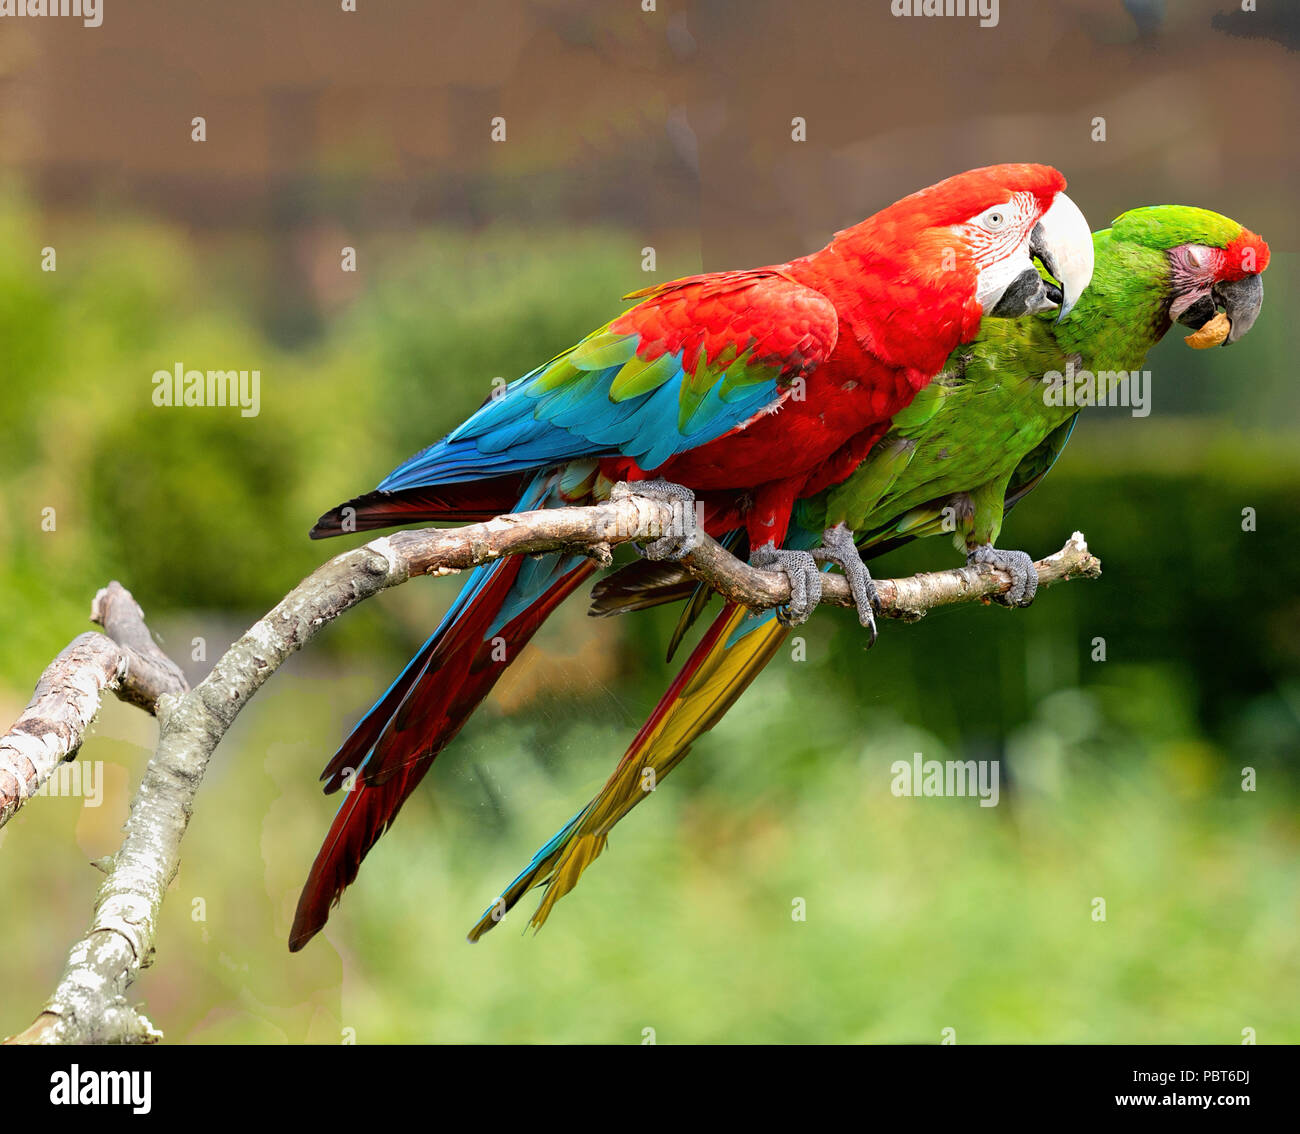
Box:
967;543;1039;607
611;479;702;561
751;542;822;626
814;523;879;647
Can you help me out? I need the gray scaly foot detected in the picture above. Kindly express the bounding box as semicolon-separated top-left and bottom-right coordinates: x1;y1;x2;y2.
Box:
751;541;823;626
814;523;880;647
612;479;702;561
967;543;1038;607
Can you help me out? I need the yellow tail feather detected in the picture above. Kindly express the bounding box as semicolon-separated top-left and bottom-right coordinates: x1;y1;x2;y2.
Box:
501;603;791;934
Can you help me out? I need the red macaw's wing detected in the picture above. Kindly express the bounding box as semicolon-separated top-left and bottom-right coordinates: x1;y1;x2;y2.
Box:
376;270;838;492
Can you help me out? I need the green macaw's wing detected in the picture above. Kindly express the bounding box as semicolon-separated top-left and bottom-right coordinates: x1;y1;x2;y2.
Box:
1004;413;1079;514
818;435;919;532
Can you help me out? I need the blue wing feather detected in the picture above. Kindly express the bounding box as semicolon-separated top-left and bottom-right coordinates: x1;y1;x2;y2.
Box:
377;270;840;493
378;343;786;492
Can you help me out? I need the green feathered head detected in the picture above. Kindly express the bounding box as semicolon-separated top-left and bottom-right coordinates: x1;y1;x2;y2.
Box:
1107;205;1270;346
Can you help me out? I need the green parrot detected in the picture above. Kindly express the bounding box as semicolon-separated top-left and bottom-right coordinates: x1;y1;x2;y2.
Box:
467;205;1271;941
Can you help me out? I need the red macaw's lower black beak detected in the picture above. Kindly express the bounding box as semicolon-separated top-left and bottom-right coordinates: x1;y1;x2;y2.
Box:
982;192;1094;323
1176;273;1264;345
985;266;1057;319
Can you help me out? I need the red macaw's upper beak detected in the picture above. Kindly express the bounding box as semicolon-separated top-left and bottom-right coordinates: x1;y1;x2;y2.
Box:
1032;191;1094;321
983;191;1095;323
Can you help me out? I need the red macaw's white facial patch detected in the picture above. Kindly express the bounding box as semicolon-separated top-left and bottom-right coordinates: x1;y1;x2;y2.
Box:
960;189;1093;322
959;190;1041;307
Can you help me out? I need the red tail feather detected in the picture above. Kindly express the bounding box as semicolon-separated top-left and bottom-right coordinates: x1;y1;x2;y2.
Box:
310;477;525;539
289;554;597;951
289;755;433;952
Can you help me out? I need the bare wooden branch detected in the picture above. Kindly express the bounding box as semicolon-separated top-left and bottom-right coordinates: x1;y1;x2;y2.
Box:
0;584;187;832
682;527;1099;619
3;493;1100;1044
90;583;188;713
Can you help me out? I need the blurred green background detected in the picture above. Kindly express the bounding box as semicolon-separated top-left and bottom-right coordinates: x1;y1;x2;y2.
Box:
1;1;1297;1043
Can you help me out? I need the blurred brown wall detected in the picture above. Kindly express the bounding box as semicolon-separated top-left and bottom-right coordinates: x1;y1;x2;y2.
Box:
1;1;1293;280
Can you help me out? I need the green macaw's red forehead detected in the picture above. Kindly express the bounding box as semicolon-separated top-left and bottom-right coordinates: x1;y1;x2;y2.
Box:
1111;205;1270;280
1223;228;1271;280
881;162;1065;228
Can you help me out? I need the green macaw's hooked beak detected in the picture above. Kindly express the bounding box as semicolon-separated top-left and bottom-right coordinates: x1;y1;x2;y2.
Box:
1176;272;1265;345
1030;191;1094;323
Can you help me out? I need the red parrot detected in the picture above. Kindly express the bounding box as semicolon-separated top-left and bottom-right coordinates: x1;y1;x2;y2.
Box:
288;163;1093;951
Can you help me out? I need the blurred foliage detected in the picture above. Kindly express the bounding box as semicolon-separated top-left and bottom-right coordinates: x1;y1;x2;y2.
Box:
0;184;652;680
0;187;1296;1043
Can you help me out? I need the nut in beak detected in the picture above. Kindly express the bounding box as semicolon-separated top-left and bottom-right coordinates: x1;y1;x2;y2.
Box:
1184;311;1231;349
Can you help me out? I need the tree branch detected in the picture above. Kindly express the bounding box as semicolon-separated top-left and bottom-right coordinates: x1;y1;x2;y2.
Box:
0;583;187;832
90;583;189;713
2;493;1100;1043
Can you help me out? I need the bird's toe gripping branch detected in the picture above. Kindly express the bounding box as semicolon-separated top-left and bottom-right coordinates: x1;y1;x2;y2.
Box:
751;543;824;625
814;522;880;646
612;479;703;561
967;543;1039;607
